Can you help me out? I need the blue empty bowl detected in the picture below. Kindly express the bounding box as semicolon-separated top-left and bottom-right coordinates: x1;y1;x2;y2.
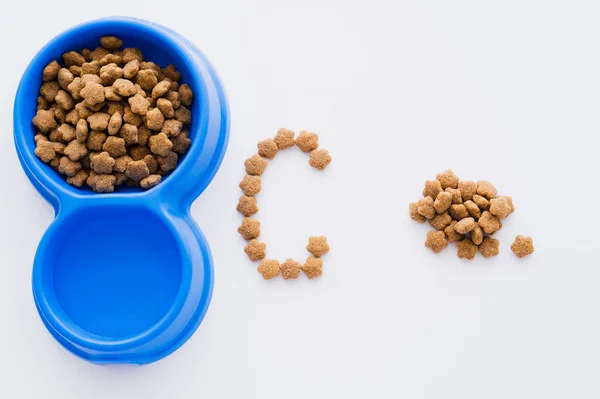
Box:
13;17;229;364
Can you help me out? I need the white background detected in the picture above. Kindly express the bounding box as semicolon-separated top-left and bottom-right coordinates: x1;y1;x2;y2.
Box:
0;0;599;398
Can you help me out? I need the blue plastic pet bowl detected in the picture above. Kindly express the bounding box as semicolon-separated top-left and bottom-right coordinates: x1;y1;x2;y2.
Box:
13;17;229;364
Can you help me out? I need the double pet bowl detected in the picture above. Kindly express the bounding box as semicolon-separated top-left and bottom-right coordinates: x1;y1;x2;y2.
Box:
13;17;229;364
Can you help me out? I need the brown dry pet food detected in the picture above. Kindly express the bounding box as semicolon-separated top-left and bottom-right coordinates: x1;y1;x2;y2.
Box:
417;196;435;219
309;149;332;170
236;196;259;217
258;259;280;280
455;217;475;234
178;84;193;107
280;259;302;280
444;221;463;243
479;236;499;258
425;231;448;253
489;197;511;219
66;169;89;187
445;188;463;204
90;151;115;174
511;235;534;258
273;128;295;149
449;204;469;220
478;211;502;235
306;236;330;257
458;180;477;201
149;133;173;156
476;181;497;200
456;238;478;260
472;195;490;211
436;169;459;189
257;139;278;159
463;200;481;220
503;196;515;214
43;61;60;82
102;136;127;157
238;218;260;240
239;175;261;196
100;36;123;51
429;212;452;230
301;257;323;279
471;225;484;245
434;191;452;213
244;239;266;261
295;130;319;152
64;140;87;161
423;180;443;200
125;160;150;181
58;156;82;177
140;174;161;189
409;202;426;223
244;154;267;176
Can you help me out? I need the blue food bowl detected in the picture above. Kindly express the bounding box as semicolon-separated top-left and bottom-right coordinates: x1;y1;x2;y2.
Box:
13;17;229;364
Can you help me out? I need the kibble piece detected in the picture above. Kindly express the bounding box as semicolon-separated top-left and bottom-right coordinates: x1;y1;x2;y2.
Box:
130;145;151;161
143;154;159;174
444;221;463;243
464;200;481;220
162;119;183;137
63;51;86;67
434;191;452;213
295;130;319;152
57;68;74;91
34;141;56;163
122;60;140;80
471;225;484;245
37;96;50;110
122;47;144;64
139;174;162;189
69;65;82;77
112;78;137;97
244;154;267;176
162;64;181;81
40;81;59;102
436;169;459;189
90;151;115;174
53;142;66;155
425;231;448;254
94;174;116;193
89;47;110;62
165;90;181;109
472;195;490;211
307;236;330;257
157;98;175;118
280;259;302;280
100;36;123;51
136;69;158;91
479;237;500;258
423;180;443;200
273;128;295;149
67;77;85;100
511;235;534;258
123;106;142;127
458;181;477;201
503;196;515;214
114;155;133;173
81;61;100;76
478;211;502;234
86;131;107;151
449;204;469;220
49;157;61;168
76;119;89;142
157;150;178;173
125;160;150;181
107;112;122;135
171;132;192;154
257;139;278;159
409;202;426;223
476;180;497;200
102;136;127;157
454;217;475;234
58;156;82;177
309;149;332;170
66;169;89;187
42;61;60;82
445;187;463;204
489;197;511;219
239;175;261;196
178;84;193;107
149;133;173;156
175;106;192;125
63;140;88;161
456;238;478;260
57;123;76;142
137;126;151;147
244;239;266;261
429;212;452;230
257;259;280;280
99;63;123;86
88;112;110;131
417;196;436;219
99;53;124;67
238;218;260;240
145;108;165;131
34;133;48;144
152;80;171;98
54;106;67;124
81;73;102;86
53;91;73;111
32;109;57;133
80;83;105;107
302;257;323;279
125;94;149;116
236;196;259;217
65;109;80;125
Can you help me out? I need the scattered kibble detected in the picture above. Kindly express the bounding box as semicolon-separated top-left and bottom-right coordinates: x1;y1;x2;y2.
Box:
238;128;332;279
33;36;193;192
409;170;532;261
511;235;534;258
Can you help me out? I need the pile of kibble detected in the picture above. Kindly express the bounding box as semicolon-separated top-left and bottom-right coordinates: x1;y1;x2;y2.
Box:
409;170;534;259
237;128;332;279
32;36;193;193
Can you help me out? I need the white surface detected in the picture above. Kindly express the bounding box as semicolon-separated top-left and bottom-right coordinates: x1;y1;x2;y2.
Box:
0;0;599;398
